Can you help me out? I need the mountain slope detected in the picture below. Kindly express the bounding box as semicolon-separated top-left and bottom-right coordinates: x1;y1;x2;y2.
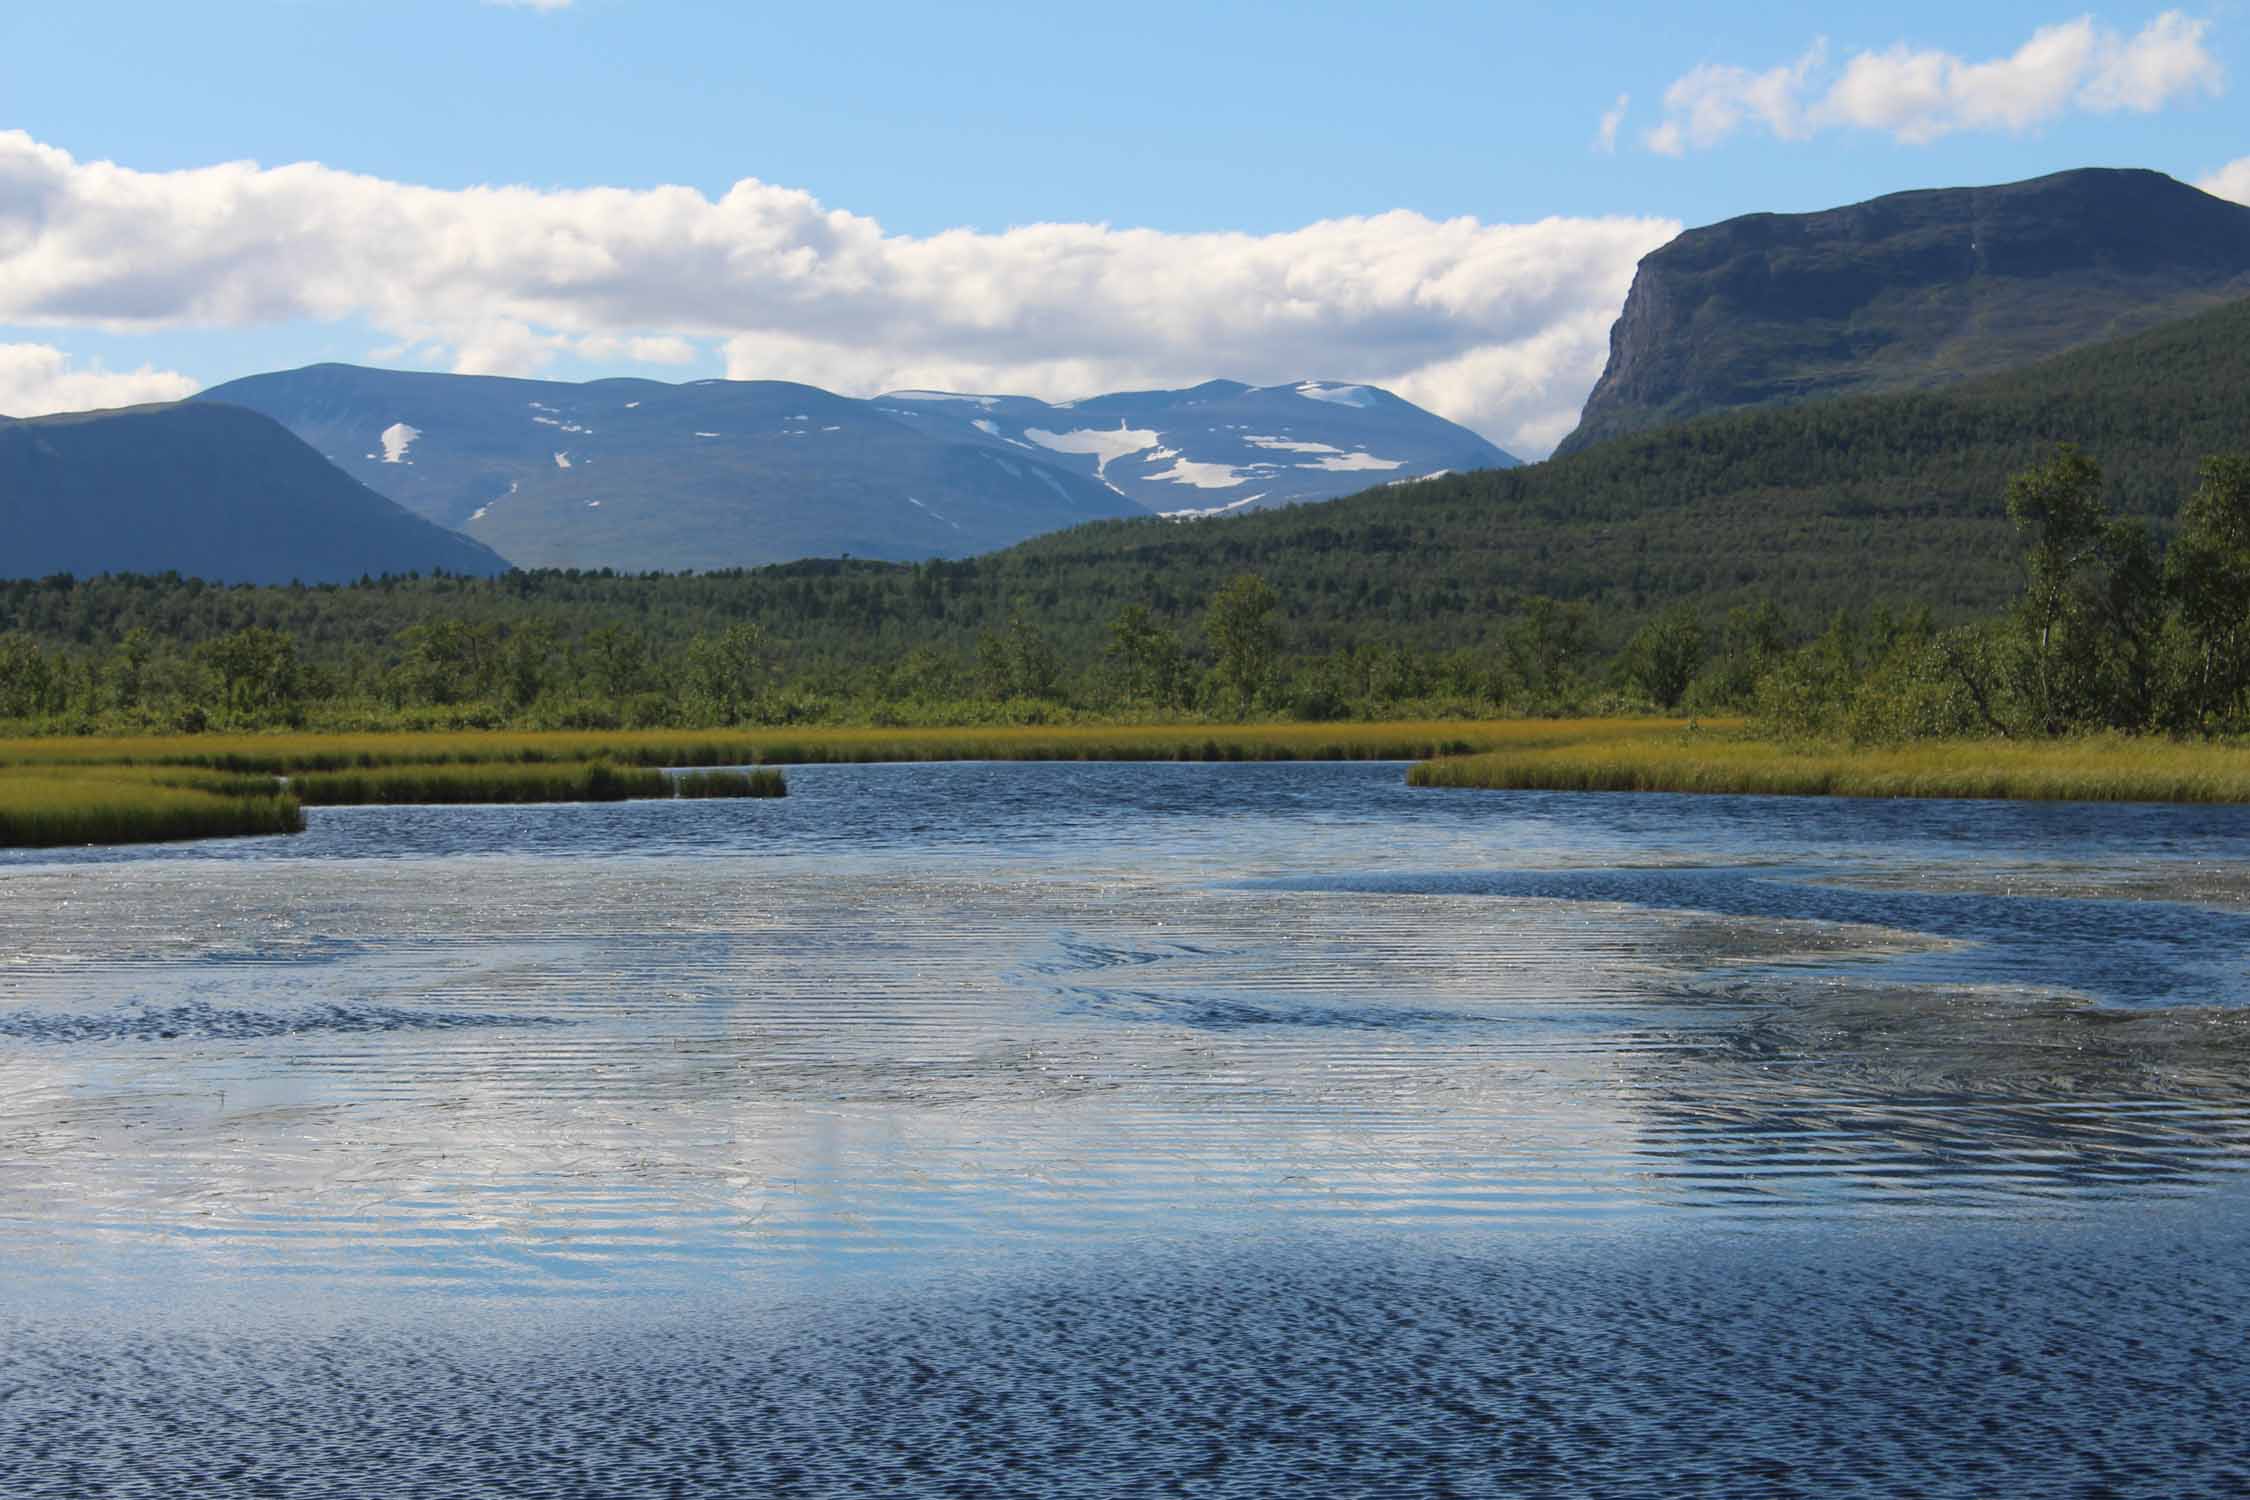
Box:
0;402;508;585
1557;168;2250;456
196;364;1139;572
197;365;1511;571
872;379;1514;515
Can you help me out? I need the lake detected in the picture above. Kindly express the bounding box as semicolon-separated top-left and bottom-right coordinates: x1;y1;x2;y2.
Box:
3;762;2247;1496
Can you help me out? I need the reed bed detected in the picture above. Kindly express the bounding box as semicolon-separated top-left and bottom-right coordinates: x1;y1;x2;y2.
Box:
0;765;304;848
674;768;787;798
289;761;669;807
1408;730;2250;804
0;719;1697;775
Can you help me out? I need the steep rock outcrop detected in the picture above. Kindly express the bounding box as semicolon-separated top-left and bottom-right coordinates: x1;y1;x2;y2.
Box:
1557;168;2250;456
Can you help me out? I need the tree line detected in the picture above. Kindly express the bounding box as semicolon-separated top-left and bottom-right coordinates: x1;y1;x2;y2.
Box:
3;447;2246;741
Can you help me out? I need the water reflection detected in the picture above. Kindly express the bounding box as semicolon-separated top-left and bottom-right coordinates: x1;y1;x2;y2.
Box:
2;766;2249;1291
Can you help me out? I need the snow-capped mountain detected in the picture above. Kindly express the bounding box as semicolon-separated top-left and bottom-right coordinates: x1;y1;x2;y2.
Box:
869;379;1515;517
196;365;1516;572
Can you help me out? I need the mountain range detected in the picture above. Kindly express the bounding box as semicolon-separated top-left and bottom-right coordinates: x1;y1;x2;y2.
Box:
194;367;1511;573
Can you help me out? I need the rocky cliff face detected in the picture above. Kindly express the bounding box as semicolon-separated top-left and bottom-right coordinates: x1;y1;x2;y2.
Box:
1556;168;2250;457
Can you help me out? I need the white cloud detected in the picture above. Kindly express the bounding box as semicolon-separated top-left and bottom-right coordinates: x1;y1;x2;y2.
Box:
1646;42;1826;154
0;342;198;417
0;131;1676;457
1593;93;1630;154
1648;12;2223;151
2200;155;2250;205
484;0;572;10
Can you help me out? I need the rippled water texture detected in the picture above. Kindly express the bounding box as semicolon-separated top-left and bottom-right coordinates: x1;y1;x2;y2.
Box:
4;763;2247;1495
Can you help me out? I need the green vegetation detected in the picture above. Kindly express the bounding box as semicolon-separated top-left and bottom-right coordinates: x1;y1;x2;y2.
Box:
1408;725;2250;805
0;765;304;848
0;721;1599;777
675;768;787;798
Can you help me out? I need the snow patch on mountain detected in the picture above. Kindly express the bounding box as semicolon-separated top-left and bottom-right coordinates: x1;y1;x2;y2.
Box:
1025;424;1160;476
378;422;419;464
1145;454;1251;488
553;452;572;469
1300;451;1405;473
1243;435;1341;454
1163;493;1266;519
1294;382;1376;408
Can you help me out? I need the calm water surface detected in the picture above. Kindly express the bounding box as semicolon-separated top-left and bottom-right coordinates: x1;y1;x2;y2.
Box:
3;763;2246;1495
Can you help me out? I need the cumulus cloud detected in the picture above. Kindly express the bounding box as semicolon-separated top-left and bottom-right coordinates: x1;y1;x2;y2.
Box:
0;131;1676;456
1593;93;1631;154
2200;155;2250;205
1647;12;2223;152
0;342;198;417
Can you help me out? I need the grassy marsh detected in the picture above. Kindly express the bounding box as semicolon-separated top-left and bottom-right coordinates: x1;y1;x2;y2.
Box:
0;765;304;848
1408;727;2250;804
0;720;1687;776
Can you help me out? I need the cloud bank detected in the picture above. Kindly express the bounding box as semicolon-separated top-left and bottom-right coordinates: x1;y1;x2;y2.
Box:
1647;12;2223;153
0;343;199;417
0;131;1675;457
2202;156;2250;205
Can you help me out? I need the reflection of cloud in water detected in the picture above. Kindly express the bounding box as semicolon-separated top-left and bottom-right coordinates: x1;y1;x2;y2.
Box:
3;794;2250;1295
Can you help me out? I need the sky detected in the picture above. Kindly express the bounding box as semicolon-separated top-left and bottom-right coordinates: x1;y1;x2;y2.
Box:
1;1;2244;456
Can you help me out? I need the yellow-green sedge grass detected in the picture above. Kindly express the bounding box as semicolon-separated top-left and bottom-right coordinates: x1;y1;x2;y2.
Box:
0;765;304;848
0;719;1700;775
1408;730;2250;804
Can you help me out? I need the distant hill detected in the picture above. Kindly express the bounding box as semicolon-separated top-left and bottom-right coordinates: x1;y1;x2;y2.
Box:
196;365;1511;571
1557;168;2250;456
0;402;508;586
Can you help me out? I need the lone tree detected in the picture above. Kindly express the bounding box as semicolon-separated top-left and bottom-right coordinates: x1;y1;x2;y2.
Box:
1625;604;1706;710
1207;573;1280;717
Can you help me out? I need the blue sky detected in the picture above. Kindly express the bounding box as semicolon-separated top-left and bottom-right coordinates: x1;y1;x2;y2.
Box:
2;1;2245;453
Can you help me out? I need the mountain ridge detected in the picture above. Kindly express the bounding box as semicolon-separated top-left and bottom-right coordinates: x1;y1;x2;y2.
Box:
1557;167;2250;456
196;365;1511;571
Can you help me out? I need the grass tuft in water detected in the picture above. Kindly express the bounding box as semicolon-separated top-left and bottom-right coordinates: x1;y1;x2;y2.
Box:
674;768;786;798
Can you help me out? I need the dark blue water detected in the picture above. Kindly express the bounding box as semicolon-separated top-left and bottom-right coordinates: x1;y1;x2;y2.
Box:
3;762;2247;1496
